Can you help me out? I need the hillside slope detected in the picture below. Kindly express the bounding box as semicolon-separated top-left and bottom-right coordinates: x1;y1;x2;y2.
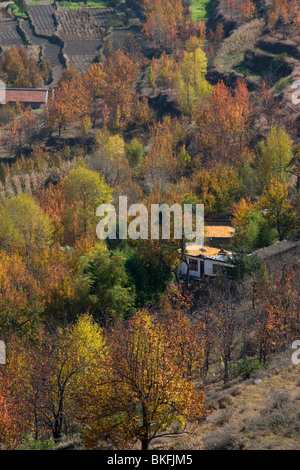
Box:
208;0;300;136
150;351;300;450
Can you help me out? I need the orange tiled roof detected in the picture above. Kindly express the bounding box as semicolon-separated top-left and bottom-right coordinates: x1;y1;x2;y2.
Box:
205;225;235;238
5;88;48;104
186;245;231;258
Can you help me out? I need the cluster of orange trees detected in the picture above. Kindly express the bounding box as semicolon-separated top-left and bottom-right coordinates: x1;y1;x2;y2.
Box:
46;49;150;135
0;46;52;88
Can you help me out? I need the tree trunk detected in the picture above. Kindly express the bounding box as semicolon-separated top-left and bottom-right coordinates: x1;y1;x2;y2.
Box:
223;350;231;383
53;399;64;441
141;439;149;451
141;403;149;451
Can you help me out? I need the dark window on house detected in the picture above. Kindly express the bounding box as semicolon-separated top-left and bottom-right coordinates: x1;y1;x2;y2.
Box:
189;259;198;271
213;263;223;275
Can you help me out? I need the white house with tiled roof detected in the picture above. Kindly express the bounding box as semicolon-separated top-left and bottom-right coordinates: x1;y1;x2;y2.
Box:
178;223;235;280
178;244;233;280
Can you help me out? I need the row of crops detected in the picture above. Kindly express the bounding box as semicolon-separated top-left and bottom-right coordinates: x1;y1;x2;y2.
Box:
0;19;24;49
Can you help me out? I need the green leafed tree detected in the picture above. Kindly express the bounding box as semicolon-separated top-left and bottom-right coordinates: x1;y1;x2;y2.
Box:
74;245;135;323
4;194;54;264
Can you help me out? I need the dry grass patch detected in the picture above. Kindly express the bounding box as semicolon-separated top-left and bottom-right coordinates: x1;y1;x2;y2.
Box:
157;354;300;450
215;19;265;73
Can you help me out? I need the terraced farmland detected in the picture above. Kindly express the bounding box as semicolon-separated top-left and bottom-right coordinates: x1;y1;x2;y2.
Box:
55;9;104;40
20;18;48;47
28;4;57;37
88;7;115;27
55;7;115;74
0;1;142;85
20;19;63;86
0;20;24;49
63;39;102;73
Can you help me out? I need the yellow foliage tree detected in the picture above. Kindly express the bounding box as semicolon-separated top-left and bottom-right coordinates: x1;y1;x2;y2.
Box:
4;194;54;263
62;166;113;243
255;126;293;192
76;310;206;450
260;179;297;241
172;48;212;115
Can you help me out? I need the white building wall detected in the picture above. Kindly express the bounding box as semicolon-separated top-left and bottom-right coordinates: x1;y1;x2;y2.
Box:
204;259;214;276
178;259;201;278
178;256;228;278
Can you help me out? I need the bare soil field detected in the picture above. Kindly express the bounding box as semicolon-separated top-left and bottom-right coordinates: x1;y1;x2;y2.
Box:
0;19;24;48
63;39;102;73
54;9;104;41
20;19;63;86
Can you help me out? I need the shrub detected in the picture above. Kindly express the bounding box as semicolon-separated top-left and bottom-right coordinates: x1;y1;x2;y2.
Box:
267;391;292;411
215;408;235;426
126;138;144;169
230;359;264;380
273;78;290;94
204;427;246;450
218;395;234;409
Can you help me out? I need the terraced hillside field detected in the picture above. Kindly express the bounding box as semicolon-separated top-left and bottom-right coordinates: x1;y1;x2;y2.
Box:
1;1;142;85
63;39;102;73
20;19;63;86
28;4;57;37
0;20;24;49
55;7;118;73
86;7;115;27
54;9;104;40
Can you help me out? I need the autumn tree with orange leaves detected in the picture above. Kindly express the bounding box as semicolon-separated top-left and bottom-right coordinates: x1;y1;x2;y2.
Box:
0;252;44;336
143;0;184;49
0;106;36;153
268;0;299;31
142;115;190;188
0;46;51;88
0;373;24;449
223;0;256;20
4;315;106;441
194;79;254;166
160;309;206;380
45;77;90;136
253;262;299;361
102;50;139;131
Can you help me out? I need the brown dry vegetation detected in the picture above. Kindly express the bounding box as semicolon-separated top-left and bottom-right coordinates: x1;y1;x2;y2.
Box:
214;19;265;74
55;10;104;41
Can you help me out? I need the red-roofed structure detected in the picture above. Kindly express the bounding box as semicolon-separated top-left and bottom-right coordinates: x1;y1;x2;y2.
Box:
4;88;49;109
